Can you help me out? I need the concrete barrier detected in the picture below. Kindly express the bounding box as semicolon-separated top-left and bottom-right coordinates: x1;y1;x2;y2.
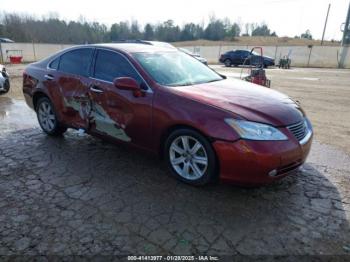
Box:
0;43;74;63
0;42;348;68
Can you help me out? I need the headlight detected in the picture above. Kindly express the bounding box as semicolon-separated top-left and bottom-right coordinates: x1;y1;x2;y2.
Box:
225;119;288;141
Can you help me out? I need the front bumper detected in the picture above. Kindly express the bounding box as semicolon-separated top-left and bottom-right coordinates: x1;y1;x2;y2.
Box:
213;129;312;185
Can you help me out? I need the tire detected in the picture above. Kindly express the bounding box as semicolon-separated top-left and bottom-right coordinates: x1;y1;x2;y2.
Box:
36;97;67;136
224;59;232;67
164;128;218;186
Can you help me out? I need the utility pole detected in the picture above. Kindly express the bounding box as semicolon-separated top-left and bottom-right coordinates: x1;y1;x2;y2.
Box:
0;41;3;64
339;1;350;68
341;1;350;46
321;3;331;45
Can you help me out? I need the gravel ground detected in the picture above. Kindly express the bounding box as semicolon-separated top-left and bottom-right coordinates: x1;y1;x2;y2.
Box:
0;64;349;256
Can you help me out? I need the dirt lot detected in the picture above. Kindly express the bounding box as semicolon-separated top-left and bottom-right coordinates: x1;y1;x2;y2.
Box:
0;64;350;256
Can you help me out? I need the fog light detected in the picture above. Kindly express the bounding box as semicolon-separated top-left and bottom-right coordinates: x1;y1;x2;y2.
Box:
268;169;278;177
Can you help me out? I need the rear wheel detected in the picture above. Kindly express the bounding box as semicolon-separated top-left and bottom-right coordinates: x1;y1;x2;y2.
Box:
224;59;232;67
36;97;67;136
165;128;217;186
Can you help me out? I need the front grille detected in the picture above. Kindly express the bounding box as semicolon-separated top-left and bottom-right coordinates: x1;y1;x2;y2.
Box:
287;120;307;141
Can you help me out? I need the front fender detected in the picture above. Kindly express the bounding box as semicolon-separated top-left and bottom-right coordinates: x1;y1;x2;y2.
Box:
152;88;240;152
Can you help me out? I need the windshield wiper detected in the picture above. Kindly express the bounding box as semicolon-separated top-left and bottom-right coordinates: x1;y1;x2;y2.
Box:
205;78;223;83
167;82;193;87
195;78;223;85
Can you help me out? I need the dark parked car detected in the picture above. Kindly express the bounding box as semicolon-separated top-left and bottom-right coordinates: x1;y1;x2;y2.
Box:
23;43;312;186
219;49;275;68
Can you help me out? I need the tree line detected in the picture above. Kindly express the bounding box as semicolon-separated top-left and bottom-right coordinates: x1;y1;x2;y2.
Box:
0;12;312;44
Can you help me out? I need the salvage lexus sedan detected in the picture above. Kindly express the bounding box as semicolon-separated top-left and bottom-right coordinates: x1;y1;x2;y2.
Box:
23;43;312;186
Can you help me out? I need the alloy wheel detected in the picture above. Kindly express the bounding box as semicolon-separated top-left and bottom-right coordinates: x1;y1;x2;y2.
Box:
38;101;56;132
169;135;208;180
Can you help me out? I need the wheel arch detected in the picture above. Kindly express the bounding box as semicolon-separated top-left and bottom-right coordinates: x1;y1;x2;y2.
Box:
160;123;221;183
159;124;212;155
32;91;50;110
159;124;220;172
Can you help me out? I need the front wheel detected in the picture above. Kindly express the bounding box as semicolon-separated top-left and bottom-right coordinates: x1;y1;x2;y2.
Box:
165;128;218;186
224;59;232;67
36;97;67;136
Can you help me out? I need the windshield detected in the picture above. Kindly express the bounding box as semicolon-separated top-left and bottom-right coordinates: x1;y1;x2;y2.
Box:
179;48;194;55
133;51;222;86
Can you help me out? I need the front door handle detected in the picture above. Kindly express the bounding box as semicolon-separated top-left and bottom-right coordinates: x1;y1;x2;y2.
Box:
90;85;103;93
44;74;54;81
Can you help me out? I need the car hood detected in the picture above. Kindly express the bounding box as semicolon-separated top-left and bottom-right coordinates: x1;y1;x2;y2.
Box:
263;55;274;61
172;79;304;126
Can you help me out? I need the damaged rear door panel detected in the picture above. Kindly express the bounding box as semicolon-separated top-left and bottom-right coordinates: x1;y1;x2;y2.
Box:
53;48;94;130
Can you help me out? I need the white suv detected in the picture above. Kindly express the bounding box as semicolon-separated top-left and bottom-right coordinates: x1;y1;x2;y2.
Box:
0;64;10;94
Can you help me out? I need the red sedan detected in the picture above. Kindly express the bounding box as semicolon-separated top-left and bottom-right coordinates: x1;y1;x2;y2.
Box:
23;43;313;186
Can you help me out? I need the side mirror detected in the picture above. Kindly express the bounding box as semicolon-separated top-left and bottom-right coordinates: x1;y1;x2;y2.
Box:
113;77;144;97
114;77;139;90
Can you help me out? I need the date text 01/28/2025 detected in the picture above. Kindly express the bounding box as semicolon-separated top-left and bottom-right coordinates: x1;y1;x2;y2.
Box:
127;255;219;261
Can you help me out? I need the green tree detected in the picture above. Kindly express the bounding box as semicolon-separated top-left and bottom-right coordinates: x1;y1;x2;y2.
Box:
110;21;130;41
155;20;180;42
226;23;241;39
143;23;154;40
130;20;141;39
251;23;271;36
204;17;226;40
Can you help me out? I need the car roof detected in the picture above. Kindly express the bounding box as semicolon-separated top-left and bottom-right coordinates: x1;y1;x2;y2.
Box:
91;43;177;53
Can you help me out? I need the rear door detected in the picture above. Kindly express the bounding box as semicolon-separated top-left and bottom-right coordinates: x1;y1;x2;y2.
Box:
49;48;94;129
88;49;153;148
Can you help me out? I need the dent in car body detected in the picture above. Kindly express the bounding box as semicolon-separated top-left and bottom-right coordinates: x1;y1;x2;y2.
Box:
62;93;131;142
89;103;131;142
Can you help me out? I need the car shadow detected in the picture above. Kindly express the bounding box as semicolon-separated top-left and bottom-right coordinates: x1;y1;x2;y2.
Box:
0;128;349;255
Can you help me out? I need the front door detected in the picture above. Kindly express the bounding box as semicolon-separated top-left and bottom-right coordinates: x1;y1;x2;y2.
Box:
88;49;153;149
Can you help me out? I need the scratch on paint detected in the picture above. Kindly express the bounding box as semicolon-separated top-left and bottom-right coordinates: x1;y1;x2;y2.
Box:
63;96;131;142
90;103;131;142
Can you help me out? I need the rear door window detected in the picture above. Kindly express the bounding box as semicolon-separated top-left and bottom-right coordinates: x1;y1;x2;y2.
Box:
58;48;93;77
93;49;142;84
49;57;60;70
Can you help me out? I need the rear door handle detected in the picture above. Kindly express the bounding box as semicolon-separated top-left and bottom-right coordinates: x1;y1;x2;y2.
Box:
44;74;54;81
90;85;103;93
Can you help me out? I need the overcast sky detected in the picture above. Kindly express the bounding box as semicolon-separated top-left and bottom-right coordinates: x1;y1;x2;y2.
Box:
1;0;349;40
